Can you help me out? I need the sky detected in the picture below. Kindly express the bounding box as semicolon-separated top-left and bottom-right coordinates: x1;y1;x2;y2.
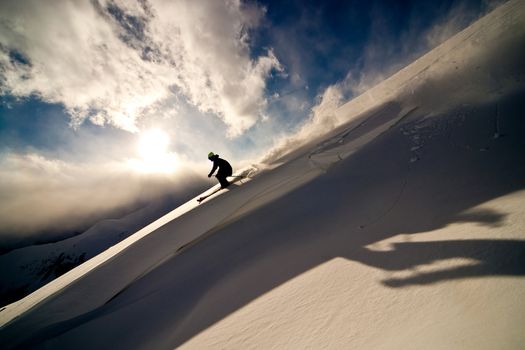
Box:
0;0;504;247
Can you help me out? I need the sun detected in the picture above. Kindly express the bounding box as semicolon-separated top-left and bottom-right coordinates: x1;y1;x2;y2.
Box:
138;129;169;159
131;129;178;173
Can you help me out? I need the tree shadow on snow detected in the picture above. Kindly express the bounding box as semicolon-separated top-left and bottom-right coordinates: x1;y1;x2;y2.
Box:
357;239;525;287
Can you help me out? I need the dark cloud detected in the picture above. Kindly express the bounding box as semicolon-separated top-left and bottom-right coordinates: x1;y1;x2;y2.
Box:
103;0;164;63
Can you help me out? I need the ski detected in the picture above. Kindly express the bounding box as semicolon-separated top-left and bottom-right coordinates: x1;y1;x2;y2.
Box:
196;168;256;204
197;187;223;203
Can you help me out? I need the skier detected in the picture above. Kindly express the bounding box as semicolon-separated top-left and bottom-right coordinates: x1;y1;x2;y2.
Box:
207;152;233;188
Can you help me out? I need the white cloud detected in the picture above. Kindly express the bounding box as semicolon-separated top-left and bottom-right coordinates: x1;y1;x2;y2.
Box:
0;152;204;246
0;0;281;136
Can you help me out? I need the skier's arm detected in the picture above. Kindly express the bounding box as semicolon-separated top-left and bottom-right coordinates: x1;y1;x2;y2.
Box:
208;162;218;177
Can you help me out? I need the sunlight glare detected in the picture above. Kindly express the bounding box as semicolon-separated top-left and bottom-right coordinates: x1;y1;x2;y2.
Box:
139;129;169;158
130;129;178;173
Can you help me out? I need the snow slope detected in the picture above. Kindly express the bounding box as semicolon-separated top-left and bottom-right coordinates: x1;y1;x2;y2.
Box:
1;0;525;348
0;183;206;307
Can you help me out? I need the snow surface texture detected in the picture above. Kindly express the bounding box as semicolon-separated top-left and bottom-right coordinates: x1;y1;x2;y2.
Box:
2;0;525;348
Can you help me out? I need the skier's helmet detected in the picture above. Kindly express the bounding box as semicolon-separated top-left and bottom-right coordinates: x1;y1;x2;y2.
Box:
208;152;215;159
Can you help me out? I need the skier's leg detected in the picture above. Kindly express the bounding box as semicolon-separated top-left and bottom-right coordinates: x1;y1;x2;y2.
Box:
216;174;230;188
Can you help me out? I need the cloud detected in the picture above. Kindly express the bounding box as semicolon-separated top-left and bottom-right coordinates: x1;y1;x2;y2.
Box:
0;0;281;136
0;152;205;249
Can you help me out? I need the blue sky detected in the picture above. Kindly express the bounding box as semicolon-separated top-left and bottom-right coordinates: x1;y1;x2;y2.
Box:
0;0;501;243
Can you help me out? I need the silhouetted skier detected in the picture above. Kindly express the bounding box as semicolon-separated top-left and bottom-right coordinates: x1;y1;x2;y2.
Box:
207;152;233;188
